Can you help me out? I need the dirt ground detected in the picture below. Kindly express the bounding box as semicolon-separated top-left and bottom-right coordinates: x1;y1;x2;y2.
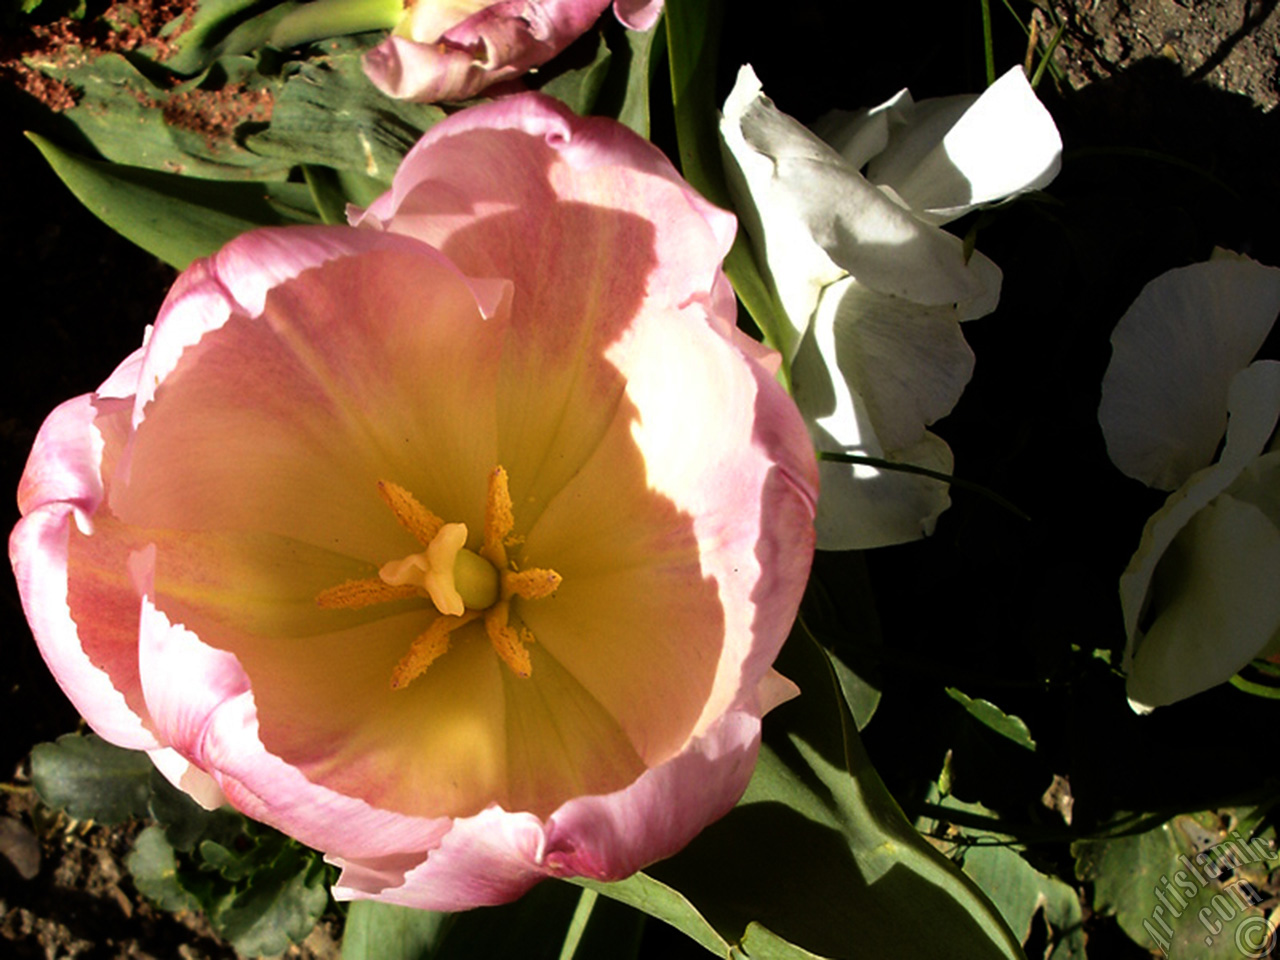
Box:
2;1;1279;958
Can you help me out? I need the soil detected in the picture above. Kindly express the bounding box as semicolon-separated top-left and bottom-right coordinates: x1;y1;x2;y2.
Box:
2;1;1279;958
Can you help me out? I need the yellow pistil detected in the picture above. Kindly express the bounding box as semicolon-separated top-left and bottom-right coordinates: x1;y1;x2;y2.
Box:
316;466;561;687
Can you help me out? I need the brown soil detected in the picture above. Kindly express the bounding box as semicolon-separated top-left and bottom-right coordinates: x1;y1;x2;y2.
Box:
1040;0;1280;111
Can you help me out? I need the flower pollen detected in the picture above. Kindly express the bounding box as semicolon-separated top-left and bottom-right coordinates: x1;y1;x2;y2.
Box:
315;466;560;687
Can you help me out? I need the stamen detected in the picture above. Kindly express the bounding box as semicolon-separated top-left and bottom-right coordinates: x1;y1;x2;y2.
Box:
484;601;532;678
481;466;514;570
316;470;561;688
316;578;418;610
505;567;562;601
378;480;445;547
391;610;482;689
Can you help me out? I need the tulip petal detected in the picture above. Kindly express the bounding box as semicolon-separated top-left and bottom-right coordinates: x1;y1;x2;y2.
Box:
720;65;992;360
812;88;914;172
335;807;548;910
1125;465;1280;711
1100;255;1280;490
612;0;662;30
1121;361;1280;710
363;0;611;103
11;393;161;751
865;66;1062;224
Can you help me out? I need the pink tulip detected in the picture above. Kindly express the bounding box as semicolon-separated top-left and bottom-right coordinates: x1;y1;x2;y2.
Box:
363;0;663;104
11;94;816;909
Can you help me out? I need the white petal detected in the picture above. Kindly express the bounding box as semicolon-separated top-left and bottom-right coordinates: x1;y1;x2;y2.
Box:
720;65;989;359
1120;361;1280;710
813;430;954;551
1125;463;1280;712
816;276;975;453
1100;257;1280;490
868;66;1062;224
812;87;914;171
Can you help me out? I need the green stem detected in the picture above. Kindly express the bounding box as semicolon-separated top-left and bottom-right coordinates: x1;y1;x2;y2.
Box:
818;451;1030;522
269;0;403;50
979;0;995;86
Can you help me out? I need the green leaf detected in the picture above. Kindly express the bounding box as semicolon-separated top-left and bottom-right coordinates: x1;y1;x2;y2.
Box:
638;630;1027;959
662;0;728;208
35;53;290;181
30;733;153;825
592;17;662;138
165;0;400;76
244;53;444;184
212;843;330;957
663;0;796;370
29;132;319;268
560;886;645;960
574;872;729;957
430;881;604;960
534;31;612;117
920;794;1084;960
128;825;202;913
945;689;1038;751
739;923;832;960
341;901;448;960
1075;811;1277;958
147;768;244;854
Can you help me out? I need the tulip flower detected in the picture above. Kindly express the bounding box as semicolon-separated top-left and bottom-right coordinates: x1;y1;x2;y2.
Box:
10;94;817;909
363;0;662;104
720;65;1061;549
1099;254;1280;712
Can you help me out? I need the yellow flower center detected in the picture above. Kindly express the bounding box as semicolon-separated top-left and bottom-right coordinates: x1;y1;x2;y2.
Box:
315;466;561;688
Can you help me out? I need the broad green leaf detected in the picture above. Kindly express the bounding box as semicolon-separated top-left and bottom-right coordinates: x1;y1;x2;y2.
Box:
213;845;330;957
1075;811;1277;959
147;768;243;853
639;630;1027;959
592;16;662;137
35;53;290;180
341;901;448;960
574;872;729;957
800;562;884;731
560;886;645;960
244;53;444;184
663;0;796;370
662;0;728;207
29;132;319;268
430;881;617;960
165;0;399;76
945;688;1037;751
31;733;152;825
739;923;831;960
128;825;201;913
920;794;1084;960
534;31;612;117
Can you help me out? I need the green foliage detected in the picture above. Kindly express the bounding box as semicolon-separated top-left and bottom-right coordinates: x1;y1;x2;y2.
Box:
920;793;1084;959
31;732;153;824
945;688;1038;751
27;132;319;268
586;629;1027;960
343;883;643;960
33;734;330;957
1075;811;1278;959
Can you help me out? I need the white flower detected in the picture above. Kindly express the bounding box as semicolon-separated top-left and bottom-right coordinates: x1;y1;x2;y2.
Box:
720;64;1061;549
1100;254;1280;712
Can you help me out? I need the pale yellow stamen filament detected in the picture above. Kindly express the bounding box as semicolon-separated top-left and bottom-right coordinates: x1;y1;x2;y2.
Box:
316;578;418;609
316;467;561;687
391;610;482;689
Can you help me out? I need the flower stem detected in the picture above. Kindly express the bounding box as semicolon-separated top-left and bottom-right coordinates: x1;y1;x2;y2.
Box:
818;451;1030;522
268;0;403;51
